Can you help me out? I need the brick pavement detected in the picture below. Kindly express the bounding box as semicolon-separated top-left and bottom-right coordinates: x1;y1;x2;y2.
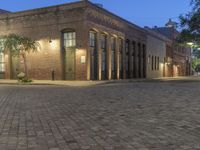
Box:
0;81;200;150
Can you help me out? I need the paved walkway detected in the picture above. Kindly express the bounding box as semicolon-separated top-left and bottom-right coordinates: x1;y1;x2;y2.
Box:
0;79;200;149
0;76;200;87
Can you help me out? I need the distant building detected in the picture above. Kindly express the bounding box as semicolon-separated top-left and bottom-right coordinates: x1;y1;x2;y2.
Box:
145;27;168;78
152;19;191;77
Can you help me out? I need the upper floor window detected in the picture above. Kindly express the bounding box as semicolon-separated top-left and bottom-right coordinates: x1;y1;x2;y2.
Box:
101;34;106;50
64;32;76;47
119;38;123;54
111;37;116;51
89;32;96;48
132;41;136;56
125;40;129;56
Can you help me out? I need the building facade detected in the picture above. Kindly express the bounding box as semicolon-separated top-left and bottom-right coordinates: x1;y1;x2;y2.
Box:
0;1;191;80
0;1;148;80
145;28;168;79
153;20;191;77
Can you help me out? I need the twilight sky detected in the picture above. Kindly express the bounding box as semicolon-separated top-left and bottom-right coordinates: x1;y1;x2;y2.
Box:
0;0;191;28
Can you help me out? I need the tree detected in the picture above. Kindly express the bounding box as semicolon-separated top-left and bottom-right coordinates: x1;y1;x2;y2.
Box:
195;63;200;73
179;0;200;46
0;34;40;79
193;48;200;58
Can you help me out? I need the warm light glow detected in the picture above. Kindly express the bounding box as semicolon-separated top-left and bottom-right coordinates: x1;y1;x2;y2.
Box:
49;39;59;50
38;39;59;52
76;48;85;55
187;42;194;46
165;62;170;65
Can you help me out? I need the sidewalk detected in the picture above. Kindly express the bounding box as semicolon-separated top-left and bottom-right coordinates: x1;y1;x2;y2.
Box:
0;76;199;86
0;80;109;87
0;79;147;87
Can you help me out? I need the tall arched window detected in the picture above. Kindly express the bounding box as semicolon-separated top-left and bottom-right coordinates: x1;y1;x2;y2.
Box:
63;30;76;80
132;41;136;78
142;44;146;78
125;40;130;78
119;38;123;79
111;37;116;79
138;43;141;78
89;31;98;80
101;34;107;80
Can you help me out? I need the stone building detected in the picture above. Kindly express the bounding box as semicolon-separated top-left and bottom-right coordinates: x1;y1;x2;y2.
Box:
0;0;148;80
153;19;191;77
145;27;168;78
0;1;191;80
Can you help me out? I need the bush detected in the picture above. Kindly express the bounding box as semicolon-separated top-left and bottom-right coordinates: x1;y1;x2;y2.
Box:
17;72;32;83
20;78;32;83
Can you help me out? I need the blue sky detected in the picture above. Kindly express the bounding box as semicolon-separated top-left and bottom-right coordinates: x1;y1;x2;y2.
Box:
0;0;191;28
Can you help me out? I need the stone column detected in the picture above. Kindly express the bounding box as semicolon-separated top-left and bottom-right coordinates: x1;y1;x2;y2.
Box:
106;35;112;80
122;39;126;79
97;32;101;80
116;38;120;80
86;29;91;80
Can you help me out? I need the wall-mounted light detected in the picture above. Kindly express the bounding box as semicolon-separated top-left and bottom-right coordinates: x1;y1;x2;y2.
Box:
187;42;194;46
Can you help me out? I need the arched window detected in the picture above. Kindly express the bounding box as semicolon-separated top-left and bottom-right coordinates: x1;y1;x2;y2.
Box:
111;37;116;79
132;41;136;78
138;43;141;78
101;34;107;80
125;40;130;78
62;30;76;80
89;30;98;80
119;38;123;79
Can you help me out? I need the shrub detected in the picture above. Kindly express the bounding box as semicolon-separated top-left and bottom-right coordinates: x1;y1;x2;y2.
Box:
17;72;32;83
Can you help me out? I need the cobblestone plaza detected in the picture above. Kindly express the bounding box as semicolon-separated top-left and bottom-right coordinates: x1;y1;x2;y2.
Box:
0;80;200;150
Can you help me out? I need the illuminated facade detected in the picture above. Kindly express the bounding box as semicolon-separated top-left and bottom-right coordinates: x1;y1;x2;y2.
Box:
0;1;191;80
0;1;148;80
153;20;192;77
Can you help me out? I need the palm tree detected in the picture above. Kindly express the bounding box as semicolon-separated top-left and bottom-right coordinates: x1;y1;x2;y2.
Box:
0;34;40;79
18;36;40;79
